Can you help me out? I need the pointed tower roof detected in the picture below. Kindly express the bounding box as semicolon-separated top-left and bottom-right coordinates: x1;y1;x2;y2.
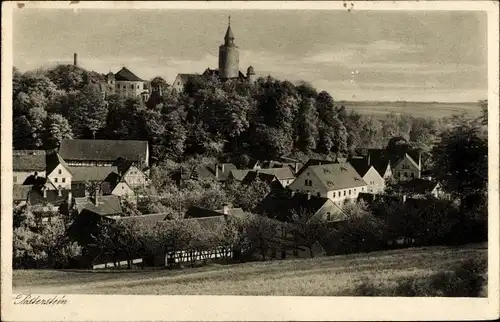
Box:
224;16;235;44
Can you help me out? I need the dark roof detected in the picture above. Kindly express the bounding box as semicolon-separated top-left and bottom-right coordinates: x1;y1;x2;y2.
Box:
68;166;119;182
13;150;46;172
224;24;235;40
254;190;341;223
116;213;169;230
397;178;439;195
295;158;337;177
192;163;237;182
22;174;47;186
59;139;148;163
114;67;143;82
73;195;123;216
13;184;32;201
347;157;372;177
100;172;122;195
293;163;367;191
185;206;223;219
367;147;421;169
46;152;71;175
241;171;278;185
202;68;247;81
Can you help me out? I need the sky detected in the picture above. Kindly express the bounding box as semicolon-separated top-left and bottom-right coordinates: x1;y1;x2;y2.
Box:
13;9;488;102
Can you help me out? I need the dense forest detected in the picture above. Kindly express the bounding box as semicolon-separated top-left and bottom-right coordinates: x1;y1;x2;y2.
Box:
13;64;456;167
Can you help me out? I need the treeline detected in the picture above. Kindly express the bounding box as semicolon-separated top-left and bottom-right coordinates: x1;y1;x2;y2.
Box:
14;65;447;164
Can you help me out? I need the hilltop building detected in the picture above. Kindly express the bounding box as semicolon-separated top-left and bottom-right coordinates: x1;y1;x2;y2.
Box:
171;17;256;93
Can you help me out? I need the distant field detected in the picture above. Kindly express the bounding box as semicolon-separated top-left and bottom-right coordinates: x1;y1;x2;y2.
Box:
13;243;486;296
341;101;482;119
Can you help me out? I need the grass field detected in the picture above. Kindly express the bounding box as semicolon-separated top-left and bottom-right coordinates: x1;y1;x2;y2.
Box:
13;243;487;296
340;101;482;119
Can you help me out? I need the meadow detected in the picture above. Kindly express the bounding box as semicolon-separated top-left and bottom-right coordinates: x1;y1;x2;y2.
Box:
341;101;482;119
13;243;487;296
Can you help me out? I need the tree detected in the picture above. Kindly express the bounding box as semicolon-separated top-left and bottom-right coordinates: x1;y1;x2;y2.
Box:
431;119;487;215
13;116;34;149
69;85;108;138
44;113;73;149
289;209;327;258
226;179;271;211
244;214;279;261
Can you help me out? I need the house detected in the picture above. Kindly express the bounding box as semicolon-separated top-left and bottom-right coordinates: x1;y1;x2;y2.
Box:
367;147;421;181
58;139;149;168
254;189;346;223
242;167;295;187
395;178;444;199
191;163;238;183
115;159;148;190
171;73;198;93
104;67;146;100
288;162;368;205
347;156;386;193
13;150;46;185
72;195;123;217
252;160;302;175
46;152;72;191
68;166;120;197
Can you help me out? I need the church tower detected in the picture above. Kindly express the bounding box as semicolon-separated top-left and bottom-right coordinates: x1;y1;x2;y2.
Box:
218;16;240;80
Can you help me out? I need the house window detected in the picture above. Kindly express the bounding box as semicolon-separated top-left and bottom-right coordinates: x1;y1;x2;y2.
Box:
398;172;401;177
411;173;415;178
137;85;140;89
349;189;351;195
58;169;62;175
333;192;336;198
343;190;346;196
404;172;408;177
62;178;66;183
54;178;58;183
13;176;17;183
317;192;320;197
123;85;126;89
131;84;134;89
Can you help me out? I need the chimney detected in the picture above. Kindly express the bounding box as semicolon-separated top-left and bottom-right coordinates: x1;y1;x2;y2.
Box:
291;190;296;197
367;154;371;166
73;53;77;67
43;188;47;198
222;204;229;215
215;164;219;178
58;189;62;197
221;163;225;172
294;162;299;174
34;172;38;180
94;186;100;206
402;194;407;203
307;192;311;200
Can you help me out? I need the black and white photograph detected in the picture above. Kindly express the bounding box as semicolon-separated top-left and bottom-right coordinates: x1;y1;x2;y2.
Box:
1;1;499;321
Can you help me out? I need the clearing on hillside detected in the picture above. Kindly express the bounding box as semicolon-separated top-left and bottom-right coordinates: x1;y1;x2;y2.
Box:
13;244;486;296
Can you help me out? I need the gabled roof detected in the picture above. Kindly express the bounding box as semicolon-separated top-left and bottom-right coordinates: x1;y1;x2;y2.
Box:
293;163;367;191
295;158;337;177
13;184;32;202
185;206;224;219
59;139;148;163
229;169;250;182
174;73;198;84
68;166;119;182
241;171;278;185
114;67;143;82
254;190;343;223
13;150;46;172
116;213;169;230
46;152;71;175
367;147;421;170
73;195;123;216
192;163;237;182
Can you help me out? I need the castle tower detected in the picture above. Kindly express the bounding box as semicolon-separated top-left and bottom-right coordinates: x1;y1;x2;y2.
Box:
218;16;239;80
246;65;255;84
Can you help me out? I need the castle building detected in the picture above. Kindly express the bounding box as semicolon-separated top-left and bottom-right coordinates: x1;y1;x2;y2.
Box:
104;67;149;100
171;18;256;93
